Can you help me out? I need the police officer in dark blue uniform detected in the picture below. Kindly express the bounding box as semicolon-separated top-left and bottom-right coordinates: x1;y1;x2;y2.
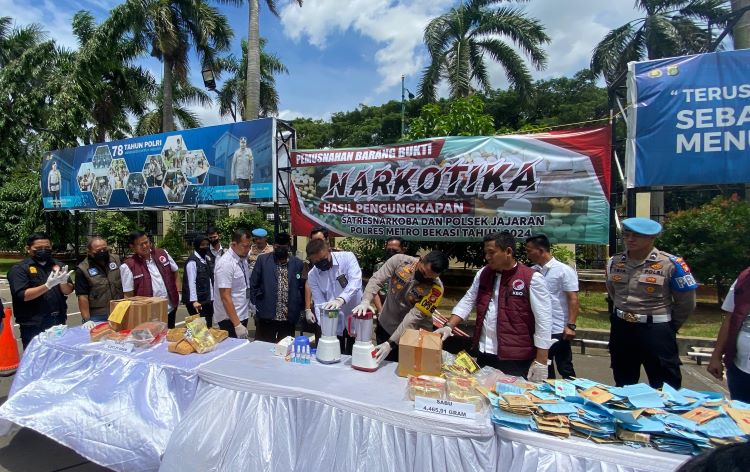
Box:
8;233;74;348
606;218;698;389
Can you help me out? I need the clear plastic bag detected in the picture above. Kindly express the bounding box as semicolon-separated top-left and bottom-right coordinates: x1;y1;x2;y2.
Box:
406;375;446;401
185;317;217;354
126;321;168;348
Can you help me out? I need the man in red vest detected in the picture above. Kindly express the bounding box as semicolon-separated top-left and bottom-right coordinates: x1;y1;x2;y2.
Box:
708;266;750;402
120;230;180;328
438;231;553;381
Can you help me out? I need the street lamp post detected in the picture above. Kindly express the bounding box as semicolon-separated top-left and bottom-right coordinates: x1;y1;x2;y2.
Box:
400;75;415;139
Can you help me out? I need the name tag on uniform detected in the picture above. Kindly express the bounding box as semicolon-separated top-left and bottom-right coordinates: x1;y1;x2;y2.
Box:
336;274;348;289
133;273;144;279
88;267;100;276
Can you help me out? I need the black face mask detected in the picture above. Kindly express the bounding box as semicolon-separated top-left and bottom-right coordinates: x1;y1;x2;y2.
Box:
414;269;432;285
197;247;209;258
384;249;398;260
314;257;332;271
209;238;220;247
274;247;289;260
93;251;109;264
33;248;52;263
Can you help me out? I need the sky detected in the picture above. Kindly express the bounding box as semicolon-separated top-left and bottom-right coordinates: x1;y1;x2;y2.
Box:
1;0;645;126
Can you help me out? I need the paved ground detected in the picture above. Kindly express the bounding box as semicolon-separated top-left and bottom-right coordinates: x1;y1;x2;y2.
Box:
0;281;729;472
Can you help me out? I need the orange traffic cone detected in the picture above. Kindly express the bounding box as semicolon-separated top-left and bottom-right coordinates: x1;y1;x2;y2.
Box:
0;306;20;376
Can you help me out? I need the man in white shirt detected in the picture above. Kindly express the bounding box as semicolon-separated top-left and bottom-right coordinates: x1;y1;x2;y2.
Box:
525;234;579;379
439;231;553;381
120;231;180;328
206;226;225;259
213;229;252;339
305;239;363;354
182;235;215;328
231;137;254;203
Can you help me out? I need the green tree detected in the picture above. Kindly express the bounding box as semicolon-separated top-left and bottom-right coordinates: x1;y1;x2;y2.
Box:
658;196;750;302
135;79;212;135
0;16;46;68
114;0;233;132
591;0;728;84
0;162;44;250
214;209;273;241
407;95;495;139
71;11;155;143
94;212;137;256
418;0;549;101
216;38;288;121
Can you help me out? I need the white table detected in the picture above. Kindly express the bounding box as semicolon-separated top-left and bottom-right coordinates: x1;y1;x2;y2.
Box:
0;327;246;471
160;341;497;472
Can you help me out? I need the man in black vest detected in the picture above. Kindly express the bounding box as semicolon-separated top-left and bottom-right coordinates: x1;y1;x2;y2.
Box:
75;237;124;324
183;235;215;328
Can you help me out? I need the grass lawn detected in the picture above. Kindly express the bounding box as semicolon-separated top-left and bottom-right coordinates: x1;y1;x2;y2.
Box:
439;287;723;339
0;258;22;277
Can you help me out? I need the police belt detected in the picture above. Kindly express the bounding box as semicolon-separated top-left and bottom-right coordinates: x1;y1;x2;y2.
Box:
615;309;671;324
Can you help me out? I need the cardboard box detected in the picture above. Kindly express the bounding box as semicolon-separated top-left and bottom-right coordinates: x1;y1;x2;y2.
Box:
397;329;442;377
109;296;168;331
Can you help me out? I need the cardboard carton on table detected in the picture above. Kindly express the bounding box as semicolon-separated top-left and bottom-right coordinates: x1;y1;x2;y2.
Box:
109;296;168;331
397;329;442;377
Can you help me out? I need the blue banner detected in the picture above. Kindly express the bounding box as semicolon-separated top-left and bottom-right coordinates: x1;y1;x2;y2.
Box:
41;118;276;210
626;49;750;187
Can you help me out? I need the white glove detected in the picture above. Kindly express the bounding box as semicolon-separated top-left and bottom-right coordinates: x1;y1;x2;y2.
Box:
45;265;73;289
322;298;344;310
305;308;316;324
434;326;453;341
82;320;96;330
351;302;372;318
234;323;248;339
374;341;392;364
527;361;549;383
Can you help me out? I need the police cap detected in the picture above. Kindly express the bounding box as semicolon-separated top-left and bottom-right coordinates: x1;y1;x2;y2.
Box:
622;217;662;236
251;228;268;238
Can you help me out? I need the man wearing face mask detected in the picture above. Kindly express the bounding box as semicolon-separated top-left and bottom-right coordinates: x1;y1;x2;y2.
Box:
249;232;305;343
9;233;74;348
305;239;363;354
182;235;215;328
353;250;449;363
373;236;408;314
206;226;224;259
75;237;123;324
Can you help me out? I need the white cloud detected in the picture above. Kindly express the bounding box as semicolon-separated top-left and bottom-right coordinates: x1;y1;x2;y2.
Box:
0;0;81;49
280;0;454;92
188;102;234;128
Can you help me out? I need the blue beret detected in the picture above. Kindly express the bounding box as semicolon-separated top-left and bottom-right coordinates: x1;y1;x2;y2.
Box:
622;217;662;236
251;228;268;237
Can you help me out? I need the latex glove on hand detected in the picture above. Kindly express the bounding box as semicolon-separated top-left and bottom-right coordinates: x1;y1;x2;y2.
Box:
81;320;96;330
322;298;344;311
434;326;452;341
305;308;317;324
45;265;72;289
234;323;249;340
527;361;549;383
374;341;392;364
351;302;372;318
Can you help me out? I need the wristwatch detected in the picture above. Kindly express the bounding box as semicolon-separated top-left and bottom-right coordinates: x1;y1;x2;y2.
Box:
567;323;577;330
387;340;397;349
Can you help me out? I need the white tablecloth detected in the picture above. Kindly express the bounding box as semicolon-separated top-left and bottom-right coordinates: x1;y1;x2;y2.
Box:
495;426;688;472
0;327;246;471
160;342;691;472
160;341;497;472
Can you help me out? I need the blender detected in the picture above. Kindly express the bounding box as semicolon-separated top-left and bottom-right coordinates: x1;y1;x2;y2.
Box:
348;310;378;372
315;304;341;364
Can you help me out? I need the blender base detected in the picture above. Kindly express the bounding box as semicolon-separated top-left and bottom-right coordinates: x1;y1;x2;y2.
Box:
315;336;341;364
351;342;378;372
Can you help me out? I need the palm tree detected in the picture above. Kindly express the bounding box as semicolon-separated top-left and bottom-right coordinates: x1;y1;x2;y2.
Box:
216;0;302;120
0;16;46;68
72;11;156;142
418;0;549;102
112;0;233;133
216;38;288;121
591;0;729;84
136;78;212;135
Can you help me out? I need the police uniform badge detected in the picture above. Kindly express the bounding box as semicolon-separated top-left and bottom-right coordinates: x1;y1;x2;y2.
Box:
88;267;100;276
109;262;117;271
668;256;698;292
29;266;37;274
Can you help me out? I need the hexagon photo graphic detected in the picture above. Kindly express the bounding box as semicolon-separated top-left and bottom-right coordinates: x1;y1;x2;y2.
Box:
125;172;147;204
109;158;130;189
77;163;95;192
182;150;210;185
143;154;165;187
163;170;188;204
161;135;187;171
92;175;113;206
92;145;112;172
